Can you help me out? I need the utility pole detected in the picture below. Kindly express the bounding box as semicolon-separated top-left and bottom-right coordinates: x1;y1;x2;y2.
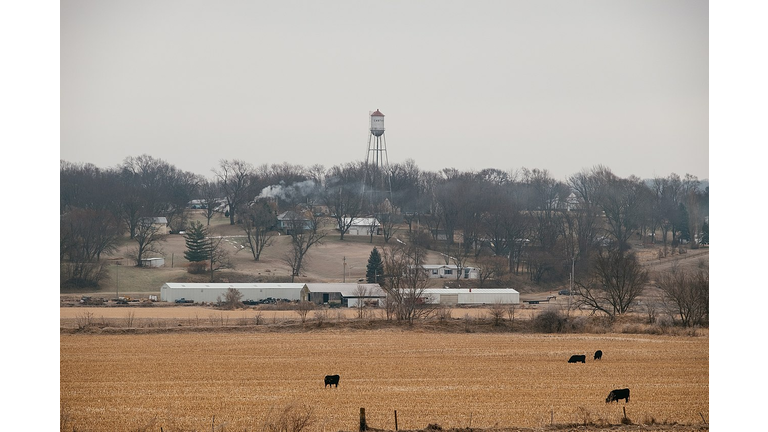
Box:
343;256;347;283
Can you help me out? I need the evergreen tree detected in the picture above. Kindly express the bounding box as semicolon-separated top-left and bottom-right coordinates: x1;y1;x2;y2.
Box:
184;221;210;262
366;247;385;284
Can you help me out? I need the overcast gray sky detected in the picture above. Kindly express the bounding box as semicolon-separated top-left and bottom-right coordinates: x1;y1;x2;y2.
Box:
60;0;708;181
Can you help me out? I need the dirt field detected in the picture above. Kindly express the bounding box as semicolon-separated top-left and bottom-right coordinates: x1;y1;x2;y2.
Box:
60;331;708;432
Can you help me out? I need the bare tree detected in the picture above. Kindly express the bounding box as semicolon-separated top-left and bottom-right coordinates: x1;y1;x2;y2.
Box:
282;211;326;282
487;301;507;326
354;284;370;319
475;255;507;287
118;155;197;235
201;235;234;282
377;212;398;243
241;201;277;261
657;261;709;327
214;159;254;225
568;167;603;257
682;174;705;248
442;243;471;281
60;208;122;288
433;172;470;245
198;179;222;226
388;159;424;220
323;163;366;240
295;301;315;323
594;169;649;251
130;218;166;266
222;288;243;310
380;239;431;323
573;248;648;317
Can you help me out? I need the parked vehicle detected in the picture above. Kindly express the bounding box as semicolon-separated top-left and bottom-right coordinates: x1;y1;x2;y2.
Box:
175;298;194;304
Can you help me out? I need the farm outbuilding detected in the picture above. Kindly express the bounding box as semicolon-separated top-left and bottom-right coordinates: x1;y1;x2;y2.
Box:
342;217;381;236
141;257;165;268
160;283;306;303
302;283;386;307
419;288;519;306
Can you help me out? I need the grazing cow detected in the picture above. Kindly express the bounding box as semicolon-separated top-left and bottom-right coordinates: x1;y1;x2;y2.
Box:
605;388;630;403
594;350;603;360
324;374;340;388
568;354;586;363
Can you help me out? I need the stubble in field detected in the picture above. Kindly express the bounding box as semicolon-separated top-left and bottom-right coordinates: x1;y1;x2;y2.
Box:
60;331;708;431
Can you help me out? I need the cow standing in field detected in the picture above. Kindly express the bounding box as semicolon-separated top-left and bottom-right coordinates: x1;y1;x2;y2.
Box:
324;374;340;388
606;388;630;403
594;350;603;360
568;355;586;363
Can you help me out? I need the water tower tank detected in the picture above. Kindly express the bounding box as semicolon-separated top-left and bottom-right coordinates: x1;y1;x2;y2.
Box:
370;109;385;136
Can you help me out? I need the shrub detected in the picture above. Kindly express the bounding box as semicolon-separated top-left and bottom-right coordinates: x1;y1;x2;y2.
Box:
533;309;565;333
295;301;315;323
435;305;452;321
221;288;243;310
187;261;207;274
262;402;314;432
487;302;507;326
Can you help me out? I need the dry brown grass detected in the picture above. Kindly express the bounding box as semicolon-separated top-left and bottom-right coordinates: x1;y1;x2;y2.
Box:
60;331;708;432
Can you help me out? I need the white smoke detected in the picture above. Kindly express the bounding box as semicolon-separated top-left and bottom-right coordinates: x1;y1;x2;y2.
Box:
257;180;318;201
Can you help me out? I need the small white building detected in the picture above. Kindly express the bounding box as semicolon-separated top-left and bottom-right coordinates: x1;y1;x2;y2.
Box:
140;257;165;268
419;288;519;305
160;283;306;303
422;265;479;280
343;217;381;236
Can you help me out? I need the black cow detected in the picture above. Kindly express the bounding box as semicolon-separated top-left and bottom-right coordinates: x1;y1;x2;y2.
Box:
568;354;586;363
605;388;630;403
324;374;340;388
594;350;603;360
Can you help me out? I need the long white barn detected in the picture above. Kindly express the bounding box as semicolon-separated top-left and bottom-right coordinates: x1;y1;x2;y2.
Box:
160;283;305;303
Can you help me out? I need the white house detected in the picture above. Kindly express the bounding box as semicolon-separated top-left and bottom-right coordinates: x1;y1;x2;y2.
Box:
160;283;306;303
343;217;381;236
277;211;314;233
139;217;169;233
419;288;519;305
422;264;479;279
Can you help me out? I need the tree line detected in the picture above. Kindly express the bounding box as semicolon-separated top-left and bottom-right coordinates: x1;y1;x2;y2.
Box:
61;155;708;300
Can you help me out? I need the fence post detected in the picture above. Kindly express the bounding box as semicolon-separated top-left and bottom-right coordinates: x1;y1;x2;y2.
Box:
394;410;398;431
360;407;367;432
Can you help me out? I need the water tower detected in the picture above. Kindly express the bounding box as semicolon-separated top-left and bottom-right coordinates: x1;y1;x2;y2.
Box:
364;109;391;206
365;109;388;169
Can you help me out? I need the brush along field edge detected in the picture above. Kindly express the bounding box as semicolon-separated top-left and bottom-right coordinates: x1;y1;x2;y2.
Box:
60;332;708;432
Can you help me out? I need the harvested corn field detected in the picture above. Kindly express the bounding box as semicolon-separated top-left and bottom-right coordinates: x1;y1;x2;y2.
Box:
60;331;708;432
